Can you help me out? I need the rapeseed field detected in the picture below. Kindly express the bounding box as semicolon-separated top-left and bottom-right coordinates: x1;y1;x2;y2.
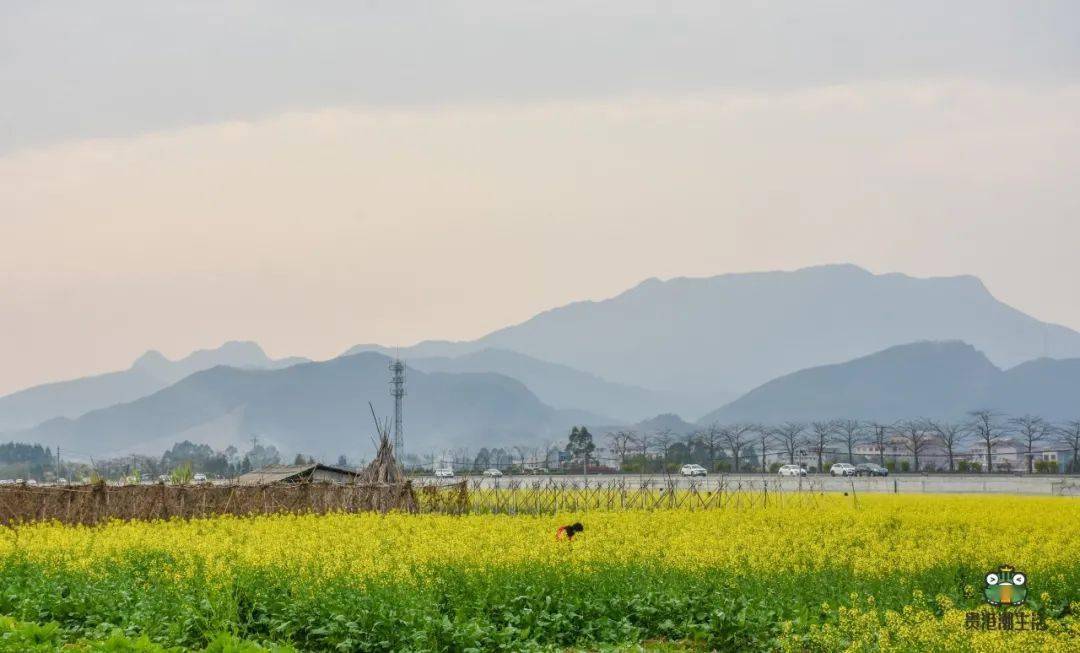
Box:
0;494;1076;651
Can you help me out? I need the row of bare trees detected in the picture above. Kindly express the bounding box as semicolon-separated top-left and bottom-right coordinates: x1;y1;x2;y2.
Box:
605;424;756;473
605;412;1080;474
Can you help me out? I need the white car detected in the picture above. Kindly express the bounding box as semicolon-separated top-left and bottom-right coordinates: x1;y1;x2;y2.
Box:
56;478;68;485
680;464;707;477
829;463;857;477
192;473;208;485
434;467;454;478
26;479;38;486
482;468;503;477
778;464;807;477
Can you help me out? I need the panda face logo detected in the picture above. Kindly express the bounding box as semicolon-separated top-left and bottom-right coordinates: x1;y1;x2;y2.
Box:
983;565;1028;606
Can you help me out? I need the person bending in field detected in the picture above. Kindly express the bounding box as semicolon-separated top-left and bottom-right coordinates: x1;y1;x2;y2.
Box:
555;522;584;541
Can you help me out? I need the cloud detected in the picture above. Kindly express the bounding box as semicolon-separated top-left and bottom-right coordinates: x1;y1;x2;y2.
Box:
2;1;1078;152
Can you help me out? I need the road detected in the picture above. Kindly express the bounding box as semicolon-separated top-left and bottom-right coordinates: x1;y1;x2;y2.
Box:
411;473;1080;496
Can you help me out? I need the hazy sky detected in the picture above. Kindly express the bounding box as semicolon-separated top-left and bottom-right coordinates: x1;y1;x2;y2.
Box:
2;1;1079;394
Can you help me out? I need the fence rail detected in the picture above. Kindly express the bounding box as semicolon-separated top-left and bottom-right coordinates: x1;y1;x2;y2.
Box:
414;477;824;515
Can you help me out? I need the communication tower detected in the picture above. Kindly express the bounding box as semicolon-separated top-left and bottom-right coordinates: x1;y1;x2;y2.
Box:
389;358;406;462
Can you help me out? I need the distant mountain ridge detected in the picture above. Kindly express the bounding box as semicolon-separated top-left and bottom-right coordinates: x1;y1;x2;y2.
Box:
345;346;690;421
699;341;1080;424
0;341;307;431
354;265;1080;415
130;341;307;381
13;352;593;459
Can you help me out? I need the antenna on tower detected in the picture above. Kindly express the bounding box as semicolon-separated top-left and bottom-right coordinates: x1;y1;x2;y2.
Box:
389;356;406;464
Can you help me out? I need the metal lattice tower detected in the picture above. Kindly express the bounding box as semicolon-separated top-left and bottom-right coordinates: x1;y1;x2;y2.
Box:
389;358;406;462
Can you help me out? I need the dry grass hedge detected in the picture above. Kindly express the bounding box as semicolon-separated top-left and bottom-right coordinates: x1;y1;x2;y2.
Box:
0;479;467;526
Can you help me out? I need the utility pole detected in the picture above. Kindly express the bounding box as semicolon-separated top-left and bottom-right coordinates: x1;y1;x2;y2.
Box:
56;446;61;482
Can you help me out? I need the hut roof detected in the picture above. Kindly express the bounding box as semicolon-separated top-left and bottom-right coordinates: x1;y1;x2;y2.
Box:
236;463;359;485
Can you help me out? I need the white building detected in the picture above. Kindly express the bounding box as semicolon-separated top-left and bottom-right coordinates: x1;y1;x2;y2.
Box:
962;439;1040;472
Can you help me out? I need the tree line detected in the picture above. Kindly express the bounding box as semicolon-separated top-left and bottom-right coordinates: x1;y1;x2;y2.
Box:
0;442;55;480
1;440;295;483
601;411;1080;474
427;412;1079;476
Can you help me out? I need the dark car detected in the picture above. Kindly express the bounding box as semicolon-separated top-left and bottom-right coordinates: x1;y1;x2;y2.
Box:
855;463;888;477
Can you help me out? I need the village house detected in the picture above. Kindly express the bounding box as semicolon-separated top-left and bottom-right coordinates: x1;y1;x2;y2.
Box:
963;439;1060;473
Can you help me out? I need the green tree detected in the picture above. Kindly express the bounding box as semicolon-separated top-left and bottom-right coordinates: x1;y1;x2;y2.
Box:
566;426;596;471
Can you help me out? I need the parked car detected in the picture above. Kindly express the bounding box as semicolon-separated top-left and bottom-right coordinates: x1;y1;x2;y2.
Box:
26;479;39;486
830;463;857;477
482;468;503;477
680;464;707;477
434;467;454;478
56;477;68;485
778;464;807;477
192;473;208;485
855;463;889;477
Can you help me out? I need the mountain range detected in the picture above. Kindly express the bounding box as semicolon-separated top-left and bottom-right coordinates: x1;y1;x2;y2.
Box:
354;265;1080;413
0;341;306;432
700;341;1080;424
3;264;1080;458
14;352;590;459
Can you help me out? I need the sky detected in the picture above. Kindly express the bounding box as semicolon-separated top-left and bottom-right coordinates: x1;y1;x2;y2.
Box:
2;1;1079;395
